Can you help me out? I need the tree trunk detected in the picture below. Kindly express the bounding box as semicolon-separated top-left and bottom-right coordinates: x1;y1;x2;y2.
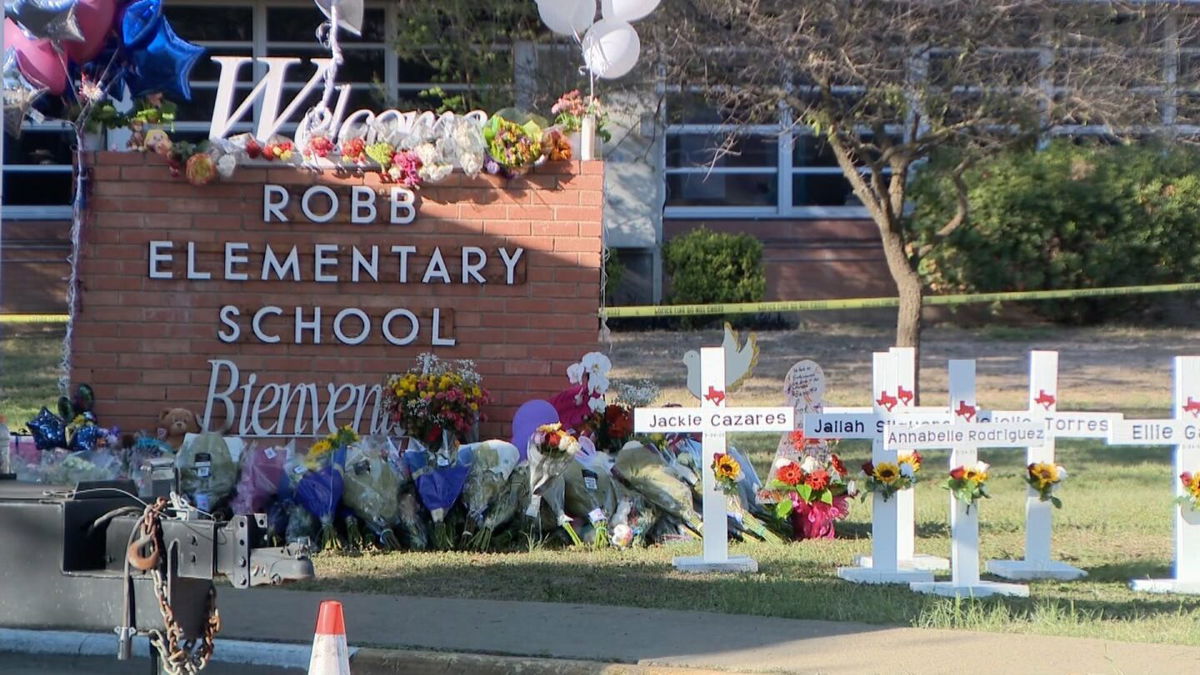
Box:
876;222;924;399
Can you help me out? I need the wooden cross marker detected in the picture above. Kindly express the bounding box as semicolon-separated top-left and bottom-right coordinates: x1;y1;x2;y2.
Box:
1109;356;1200;595
829;349;947;584
905;359;1042;598
984;351;1119;581
634;347;793;573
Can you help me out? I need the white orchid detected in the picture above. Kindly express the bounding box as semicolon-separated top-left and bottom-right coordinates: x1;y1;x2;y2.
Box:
581;352;612;380
566;362;585;384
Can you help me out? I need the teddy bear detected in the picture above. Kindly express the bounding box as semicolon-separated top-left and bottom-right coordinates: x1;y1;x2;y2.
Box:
157;408;201;450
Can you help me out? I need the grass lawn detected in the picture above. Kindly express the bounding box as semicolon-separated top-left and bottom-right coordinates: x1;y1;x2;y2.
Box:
4;325;1200;646
302;437;1200;647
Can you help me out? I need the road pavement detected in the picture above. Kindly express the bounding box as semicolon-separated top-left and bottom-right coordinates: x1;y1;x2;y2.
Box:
0;651;301;674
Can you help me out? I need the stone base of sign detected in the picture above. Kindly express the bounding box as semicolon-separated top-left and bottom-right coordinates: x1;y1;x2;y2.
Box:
986;559;1087;581
1129;578;1200;595
836;566;934;585
673;555;758;574
909;580;1030;598
854;553;950;572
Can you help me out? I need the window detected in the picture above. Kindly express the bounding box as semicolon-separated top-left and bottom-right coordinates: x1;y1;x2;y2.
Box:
663;94;873;218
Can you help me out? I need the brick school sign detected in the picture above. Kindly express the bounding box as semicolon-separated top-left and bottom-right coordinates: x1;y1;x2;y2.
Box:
71;152;603;438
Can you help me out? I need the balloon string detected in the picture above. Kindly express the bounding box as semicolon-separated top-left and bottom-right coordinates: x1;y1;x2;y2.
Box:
59;44;124;394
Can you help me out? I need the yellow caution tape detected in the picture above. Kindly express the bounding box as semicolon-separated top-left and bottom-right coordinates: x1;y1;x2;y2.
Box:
602;282;1200;319
0;314;70;324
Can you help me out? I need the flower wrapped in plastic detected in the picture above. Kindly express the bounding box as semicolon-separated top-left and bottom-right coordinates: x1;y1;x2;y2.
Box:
176;433;238;512
766;454;856;540
342;437;403;549
467;462;529;551
40;448;121;485
296;447;347;552
404;436;473;549
482;114;543;177
462;440;521;534
526;423;583;545
611;440;702;537
124;434;174;484
563;456;616;547
230;441;291;516
449;116;487;177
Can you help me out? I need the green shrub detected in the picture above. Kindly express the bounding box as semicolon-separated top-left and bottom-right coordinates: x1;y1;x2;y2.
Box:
663;227;766;327
911;141;1200;323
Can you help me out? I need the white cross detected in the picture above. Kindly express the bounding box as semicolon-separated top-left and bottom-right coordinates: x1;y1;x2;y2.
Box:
1109;356;1200;595
983;351;1119;581
816;349;950;584
634;347;793;573
902;359;1041;598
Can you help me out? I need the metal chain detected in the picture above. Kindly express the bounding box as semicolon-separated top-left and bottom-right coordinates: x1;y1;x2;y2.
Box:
132;498;221;675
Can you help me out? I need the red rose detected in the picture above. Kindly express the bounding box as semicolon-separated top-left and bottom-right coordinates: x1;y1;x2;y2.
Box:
245;139;262;159
425;424;442;442
911;450;923;465
1182;472;1194;485
547;432;562;447
950;467;966;480
830;454;847;476
805;469;830;491
861;461;875;476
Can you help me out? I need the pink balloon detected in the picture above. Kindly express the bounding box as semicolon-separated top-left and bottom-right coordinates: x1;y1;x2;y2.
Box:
64;0;117;64
4;19;68;95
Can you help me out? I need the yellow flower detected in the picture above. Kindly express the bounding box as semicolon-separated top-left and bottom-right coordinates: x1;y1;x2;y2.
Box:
874;462;900;484
1030;462;1059;484
309;440;333;457
714;453;741;481
964;468;988;483
898;452;921;471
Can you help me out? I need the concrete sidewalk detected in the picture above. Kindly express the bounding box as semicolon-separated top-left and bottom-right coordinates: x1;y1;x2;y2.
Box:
218;588;1200;674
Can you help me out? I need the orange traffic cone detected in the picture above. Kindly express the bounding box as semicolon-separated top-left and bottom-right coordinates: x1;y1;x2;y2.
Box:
308;600;351;675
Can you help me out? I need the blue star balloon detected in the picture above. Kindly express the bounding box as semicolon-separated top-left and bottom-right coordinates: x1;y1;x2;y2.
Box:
27;407;67;450
5;0;84;42
118;0;160;50
69;423;105;453
124;12;203;100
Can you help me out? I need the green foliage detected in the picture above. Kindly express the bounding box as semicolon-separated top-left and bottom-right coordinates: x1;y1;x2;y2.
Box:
662;227;766;327
392;1;542;113
912;141;1200;323
603;251;625;302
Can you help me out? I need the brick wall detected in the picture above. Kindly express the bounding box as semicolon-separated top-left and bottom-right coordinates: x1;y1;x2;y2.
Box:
71;152;603;439
1;221;70;314
664;219;894;301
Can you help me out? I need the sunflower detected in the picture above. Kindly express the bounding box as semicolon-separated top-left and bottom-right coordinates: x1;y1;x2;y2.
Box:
964;467;989;483
1186;472;1200;498
898;451;921;472
714;453;742;481
1028;462;1059;489
874;462;901;484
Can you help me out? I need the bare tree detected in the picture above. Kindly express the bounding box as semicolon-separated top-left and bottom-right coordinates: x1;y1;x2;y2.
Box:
650;1;1198;362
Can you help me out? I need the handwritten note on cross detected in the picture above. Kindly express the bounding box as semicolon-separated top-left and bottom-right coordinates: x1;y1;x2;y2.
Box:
634;347;793;573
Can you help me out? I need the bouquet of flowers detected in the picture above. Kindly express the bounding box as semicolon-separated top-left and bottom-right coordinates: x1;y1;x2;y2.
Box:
766;454;856;539
859;450;922;502
526;423;583;545
583;404;634;453
551;89;611;143
385;355;491;449
462;440;522;533
404;440;473;549
177;433;238;512
611;441;702;539
1177;470;1200;511
712;452;742;495
467;463;530;551
342;437;403;549
296;427;356;551
1025;462;1067;508
563;457;616;547
482;114;543;176
945;461;991;513
230;441;290;515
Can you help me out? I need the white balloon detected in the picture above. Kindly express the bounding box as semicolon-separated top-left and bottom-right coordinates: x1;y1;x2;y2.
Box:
537;0;596;37
582;19;641;79
602;0;660;23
